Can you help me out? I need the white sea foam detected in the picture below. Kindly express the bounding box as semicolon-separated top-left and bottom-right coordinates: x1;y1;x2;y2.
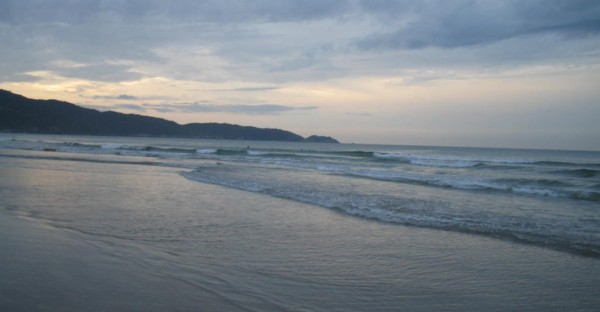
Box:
181;164;600;257
409;159;480;168
373;152;406;160
374;151;535;168
247;150;268;156
196;148;218;154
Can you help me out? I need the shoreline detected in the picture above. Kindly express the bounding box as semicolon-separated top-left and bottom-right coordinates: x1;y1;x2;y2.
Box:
1;154;599;311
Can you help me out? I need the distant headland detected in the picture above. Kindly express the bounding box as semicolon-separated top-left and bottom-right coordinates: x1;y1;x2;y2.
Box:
0;90;339;143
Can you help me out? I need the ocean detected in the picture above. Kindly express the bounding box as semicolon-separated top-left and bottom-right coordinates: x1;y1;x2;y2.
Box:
1;133;599;311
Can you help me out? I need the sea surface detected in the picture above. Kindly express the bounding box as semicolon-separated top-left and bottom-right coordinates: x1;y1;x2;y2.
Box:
1;133;599;311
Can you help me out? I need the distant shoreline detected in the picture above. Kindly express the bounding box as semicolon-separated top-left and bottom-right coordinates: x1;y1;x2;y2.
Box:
0;89;340;144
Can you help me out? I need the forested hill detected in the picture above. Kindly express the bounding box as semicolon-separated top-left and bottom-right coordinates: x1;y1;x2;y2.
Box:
0;90;339;143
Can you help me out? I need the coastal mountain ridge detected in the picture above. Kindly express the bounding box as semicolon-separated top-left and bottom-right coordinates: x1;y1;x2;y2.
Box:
0;90;339;143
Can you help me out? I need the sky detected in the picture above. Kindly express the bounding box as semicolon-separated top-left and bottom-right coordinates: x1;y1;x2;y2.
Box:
1;0;599;150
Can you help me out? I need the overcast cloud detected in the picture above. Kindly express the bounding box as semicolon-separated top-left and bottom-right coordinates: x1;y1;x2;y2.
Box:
357;0;600;49
1;0;599;149
86;102;318;116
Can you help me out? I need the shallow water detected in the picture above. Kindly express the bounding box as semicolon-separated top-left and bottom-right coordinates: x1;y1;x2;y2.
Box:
1;134;599;256
1;135;600;311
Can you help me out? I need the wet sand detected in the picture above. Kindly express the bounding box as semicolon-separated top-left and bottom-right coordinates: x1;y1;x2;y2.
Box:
0;214;246;312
